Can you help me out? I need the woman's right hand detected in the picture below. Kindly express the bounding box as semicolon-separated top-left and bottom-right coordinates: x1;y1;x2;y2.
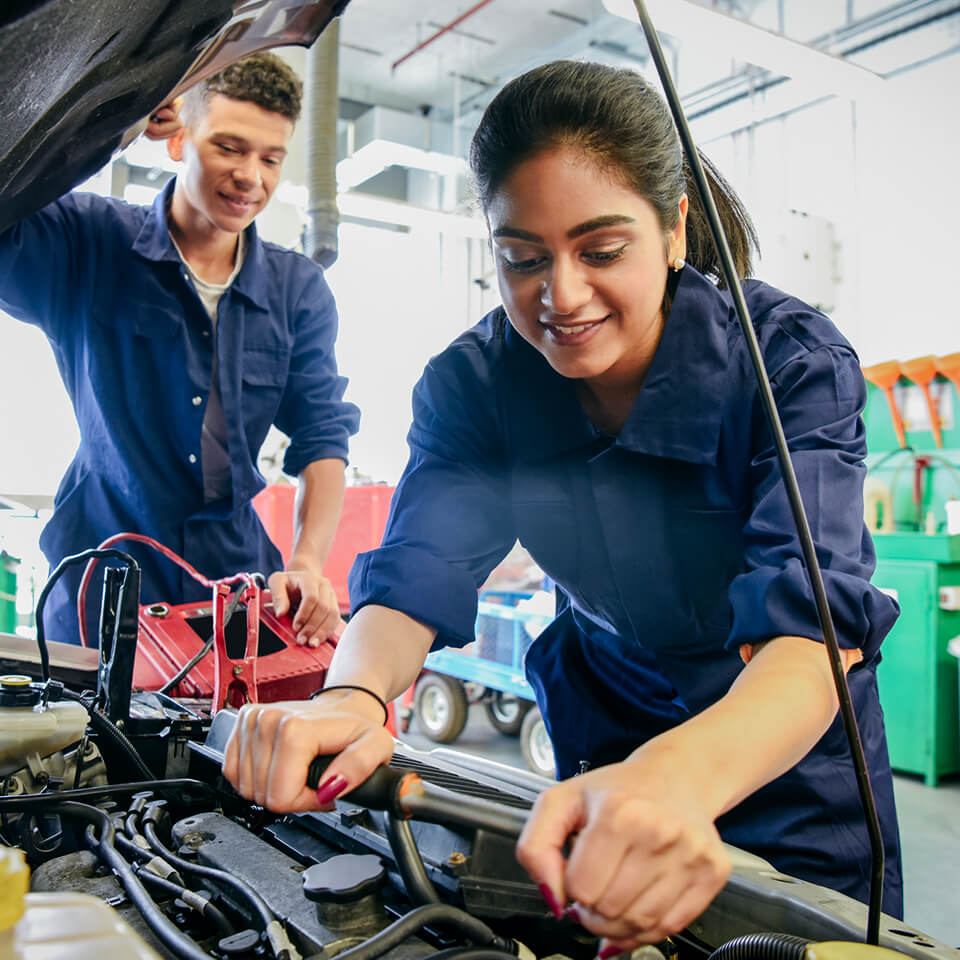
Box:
221;690;395;813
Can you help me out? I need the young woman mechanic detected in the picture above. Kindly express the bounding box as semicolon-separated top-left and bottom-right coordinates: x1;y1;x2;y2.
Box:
224;61;903;947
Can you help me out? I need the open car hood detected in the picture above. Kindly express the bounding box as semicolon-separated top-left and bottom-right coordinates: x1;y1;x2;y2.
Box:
0;0;349;234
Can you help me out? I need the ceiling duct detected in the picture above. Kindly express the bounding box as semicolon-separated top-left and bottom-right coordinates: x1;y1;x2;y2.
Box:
337;105;466;196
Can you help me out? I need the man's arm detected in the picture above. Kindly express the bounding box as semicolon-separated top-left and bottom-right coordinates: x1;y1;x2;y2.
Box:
0;98;182;333
268;457;346;644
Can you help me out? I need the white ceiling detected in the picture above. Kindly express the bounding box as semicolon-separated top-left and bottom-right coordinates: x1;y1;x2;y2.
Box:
329;0;960;123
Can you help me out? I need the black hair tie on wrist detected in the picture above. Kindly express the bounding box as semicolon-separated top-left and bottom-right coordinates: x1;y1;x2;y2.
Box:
309;684;390;726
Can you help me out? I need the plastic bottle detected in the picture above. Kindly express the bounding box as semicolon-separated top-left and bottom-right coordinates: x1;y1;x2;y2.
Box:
0;676;88;776
1;845;162;959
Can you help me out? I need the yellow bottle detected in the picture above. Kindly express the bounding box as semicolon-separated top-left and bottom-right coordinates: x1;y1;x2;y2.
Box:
1;845;162;959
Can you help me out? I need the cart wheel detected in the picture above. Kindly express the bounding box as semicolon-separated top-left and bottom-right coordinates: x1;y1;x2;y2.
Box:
520;707;556;779
414;673;469;743
484;692;533;736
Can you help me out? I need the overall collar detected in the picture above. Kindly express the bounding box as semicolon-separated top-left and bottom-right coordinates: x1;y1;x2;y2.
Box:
506;265;731;466
132;177;270;311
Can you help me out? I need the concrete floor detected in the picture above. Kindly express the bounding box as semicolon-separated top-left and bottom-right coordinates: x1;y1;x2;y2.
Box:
398;703;960;948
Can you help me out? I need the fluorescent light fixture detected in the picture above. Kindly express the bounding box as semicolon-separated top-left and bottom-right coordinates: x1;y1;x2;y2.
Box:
337;139;468;192
602;0;885;100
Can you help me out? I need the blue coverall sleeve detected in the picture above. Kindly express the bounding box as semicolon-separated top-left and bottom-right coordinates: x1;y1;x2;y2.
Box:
276;269;361;475
727;342;899;662
0;194;89;340
348;353;517;649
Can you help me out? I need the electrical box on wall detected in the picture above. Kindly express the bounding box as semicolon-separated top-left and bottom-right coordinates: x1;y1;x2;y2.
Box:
781;208;840;313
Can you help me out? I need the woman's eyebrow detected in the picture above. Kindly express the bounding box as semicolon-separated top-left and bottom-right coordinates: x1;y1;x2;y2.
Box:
567;214;635;238
491;214;636;243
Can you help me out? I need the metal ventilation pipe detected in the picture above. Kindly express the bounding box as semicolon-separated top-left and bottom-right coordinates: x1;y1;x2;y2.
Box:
304;19;340;268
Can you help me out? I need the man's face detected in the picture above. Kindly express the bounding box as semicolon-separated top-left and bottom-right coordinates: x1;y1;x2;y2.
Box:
168;93;294;234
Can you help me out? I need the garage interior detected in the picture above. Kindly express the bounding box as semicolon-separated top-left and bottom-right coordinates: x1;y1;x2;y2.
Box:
1;0;959;956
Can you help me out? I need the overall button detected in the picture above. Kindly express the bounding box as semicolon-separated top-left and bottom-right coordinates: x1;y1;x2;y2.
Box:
192;396;202;406
188;454;198;464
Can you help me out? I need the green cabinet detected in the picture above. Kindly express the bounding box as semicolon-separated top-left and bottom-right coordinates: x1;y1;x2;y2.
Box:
0;551;18;635
872;534;960;785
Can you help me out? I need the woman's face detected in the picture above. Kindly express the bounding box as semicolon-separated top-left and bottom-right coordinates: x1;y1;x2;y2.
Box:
487;145;686;389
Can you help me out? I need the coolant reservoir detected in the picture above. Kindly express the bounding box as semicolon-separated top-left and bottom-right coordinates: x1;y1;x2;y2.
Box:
0;846;162;959
0;676;88;776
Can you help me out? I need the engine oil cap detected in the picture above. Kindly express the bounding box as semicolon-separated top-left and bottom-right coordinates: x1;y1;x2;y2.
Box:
218;929;261;955
302;854;386;903
0;675;40;708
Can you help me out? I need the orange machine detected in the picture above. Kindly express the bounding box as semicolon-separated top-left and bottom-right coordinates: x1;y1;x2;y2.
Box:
861;360;907;448
900;355;944;448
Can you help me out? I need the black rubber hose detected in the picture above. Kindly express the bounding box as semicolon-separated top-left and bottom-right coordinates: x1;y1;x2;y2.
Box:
305;903;516;960
115;831;158;864
55;801;212;960
430;951;521;960
707;933;810;960
134;866;235;938
115;818;188;888
58;689;154;780
0;780;216;815
141;817;277;935
383;812;441;905
35;548;138;682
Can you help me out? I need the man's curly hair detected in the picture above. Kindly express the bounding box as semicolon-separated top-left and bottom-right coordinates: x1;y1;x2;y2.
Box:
182;52;303;125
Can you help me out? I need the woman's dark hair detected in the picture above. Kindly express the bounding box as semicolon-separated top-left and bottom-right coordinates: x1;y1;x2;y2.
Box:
469;60;758;281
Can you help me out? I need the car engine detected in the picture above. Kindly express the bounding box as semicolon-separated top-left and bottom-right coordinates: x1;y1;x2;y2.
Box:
1;668;957;960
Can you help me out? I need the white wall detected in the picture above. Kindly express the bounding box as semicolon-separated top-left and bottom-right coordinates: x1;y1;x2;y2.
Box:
327;223;483;483
4;47;959;499
699;50;960;366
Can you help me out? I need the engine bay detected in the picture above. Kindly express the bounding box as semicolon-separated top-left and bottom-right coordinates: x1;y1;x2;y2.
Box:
1;671;957;960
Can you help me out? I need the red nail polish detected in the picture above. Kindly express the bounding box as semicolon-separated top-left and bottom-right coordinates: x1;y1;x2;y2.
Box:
564;904;582;924
316;774;347;805
538;884;563;919
598;945;624;960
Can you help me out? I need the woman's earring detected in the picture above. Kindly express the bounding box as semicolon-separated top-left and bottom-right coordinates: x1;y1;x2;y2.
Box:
672;257;686;272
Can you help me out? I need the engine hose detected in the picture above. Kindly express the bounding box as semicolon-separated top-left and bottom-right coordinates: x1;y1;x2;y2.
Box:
56;801;212;960
430;950;521;960
0;779;217;814
383;812;441;905
134;865;236;938
707;933;811;960
58;689;154;780
141;818;278;937
115;828;188;887
306;903;518;960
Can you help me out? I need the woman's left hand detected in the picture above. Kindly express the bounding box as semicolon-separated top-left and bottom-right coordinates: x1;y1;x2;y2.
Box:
516;755;731;950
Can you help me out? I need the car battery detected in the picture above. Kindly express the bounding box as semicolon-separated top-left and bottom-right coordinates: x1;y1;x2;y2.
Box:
133;591;335;707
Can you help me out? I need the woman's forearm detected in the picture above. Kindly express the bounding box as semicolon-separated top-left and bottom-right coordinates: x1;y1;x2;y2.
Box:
629;635;843;819
327;604;438;704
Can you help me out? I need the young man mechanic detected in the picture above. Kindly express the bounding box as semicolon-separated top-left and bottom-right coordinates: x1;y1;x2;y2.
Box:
0;53;360;647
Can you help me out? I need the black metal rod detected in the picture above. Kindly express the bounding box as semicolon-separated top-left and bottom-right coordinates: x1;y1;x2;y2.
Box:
0;779;217;814
401;783;529;840
630;0;885;944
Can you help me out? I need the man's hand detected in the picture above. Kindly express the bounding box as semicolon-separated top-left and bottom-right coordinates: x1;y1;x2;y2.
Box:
144;97;184;141
268;563;342;646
